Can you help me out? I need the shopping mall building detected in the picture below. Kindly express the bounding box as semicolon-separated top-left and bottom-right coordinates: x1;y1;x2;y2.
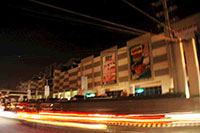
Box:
50;13;200;100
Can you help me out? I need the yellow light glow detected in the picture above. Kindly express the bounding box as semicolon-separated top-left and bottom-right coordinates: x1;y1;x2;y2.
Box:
21;118;107;130
192;38;200;95
192;38;199;69
179;40;190;99
17;112;171;123
0;110;17;118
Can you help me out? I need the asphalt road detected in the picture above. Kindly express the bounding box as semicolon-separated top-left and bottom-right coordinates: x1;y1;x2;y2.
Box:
1;116;200;133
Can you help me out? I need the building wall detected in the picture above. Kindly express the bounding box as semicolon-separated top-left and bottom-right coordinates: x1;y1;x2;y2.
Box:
81;55;94;90
77;64;81;92
52;34;176;96
118;46;129;83
51;29;200;97
59;71;65;92
93;56;101;94
117;46;129;94
53;69;61;93
63;72;69;91
151;34;173;94
68;66;79;90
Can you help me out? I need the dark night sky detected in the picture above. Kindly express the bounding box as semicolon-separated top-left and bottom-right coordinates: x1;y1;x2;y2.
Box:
0;0;199;89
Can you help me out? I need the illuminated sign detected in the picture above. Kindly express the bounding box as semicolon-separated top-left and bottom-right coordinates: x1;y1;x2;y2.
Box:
85;92;96;98
135;88;144;94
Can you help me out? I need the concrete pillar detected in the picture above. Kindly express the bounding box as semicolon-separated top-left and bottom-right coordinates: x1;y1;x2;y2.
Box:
160;76;173;94
183;38;200;97
172;41;189;98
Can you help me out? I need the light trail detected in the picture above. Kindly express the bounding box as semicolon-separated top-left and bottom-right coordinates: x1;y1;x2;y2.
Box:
0;110;17;119
17;112;171;123
22;118;107;130
1;110;198;128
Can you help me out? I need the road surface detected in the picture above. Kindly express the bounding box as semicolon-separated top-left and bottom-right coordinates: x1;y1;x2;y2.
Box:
1;116;200;133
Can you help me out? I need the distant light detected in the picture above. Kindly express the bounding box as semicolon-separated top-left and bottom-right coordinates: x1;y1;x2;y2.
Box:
135;88;144;93
0;110;17;118
85;93;95;98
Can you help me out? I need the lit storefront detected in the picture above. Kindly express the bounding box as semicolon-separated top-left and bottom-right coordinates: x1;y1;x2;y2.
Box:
84;90;96;98
72;90;78;97
37;95;43;99
53;93;58;98
58;92;64;99
64;91;71;100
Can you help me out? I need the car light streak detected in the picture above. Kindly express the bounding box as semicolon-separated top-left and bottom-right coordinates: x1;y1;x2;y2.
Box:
15;111;200;128
166;113;200;119
38;111;166;119
21;118;107;130
17;111;171;127
0;110;17;119
17;113;171;123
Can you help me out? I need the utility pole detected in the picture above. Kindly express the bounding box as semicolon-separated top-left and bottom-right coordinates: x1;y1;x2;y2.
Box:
161;0;172;37
152;0;178;37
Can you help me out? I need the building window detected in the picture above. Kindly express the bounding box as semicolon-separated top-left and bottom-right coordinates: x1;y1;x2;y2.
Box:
106;90;122;98
135;86;162;96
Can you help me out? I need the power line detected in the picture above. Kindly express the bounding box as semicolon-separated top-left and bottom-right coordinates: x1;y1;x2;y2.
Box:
30;0;149;34
22;8;142;35
8;3;143;35
121;0;176;34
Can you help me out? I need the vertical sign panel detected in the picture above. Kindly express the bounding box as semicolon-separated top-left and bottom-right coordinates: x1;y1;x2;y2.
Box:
129;42;151;81
102;52;117;84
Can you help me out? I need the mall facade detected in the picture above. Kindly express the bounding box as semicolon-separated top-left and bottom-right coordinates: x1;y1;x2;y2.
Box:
52;13;200;99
